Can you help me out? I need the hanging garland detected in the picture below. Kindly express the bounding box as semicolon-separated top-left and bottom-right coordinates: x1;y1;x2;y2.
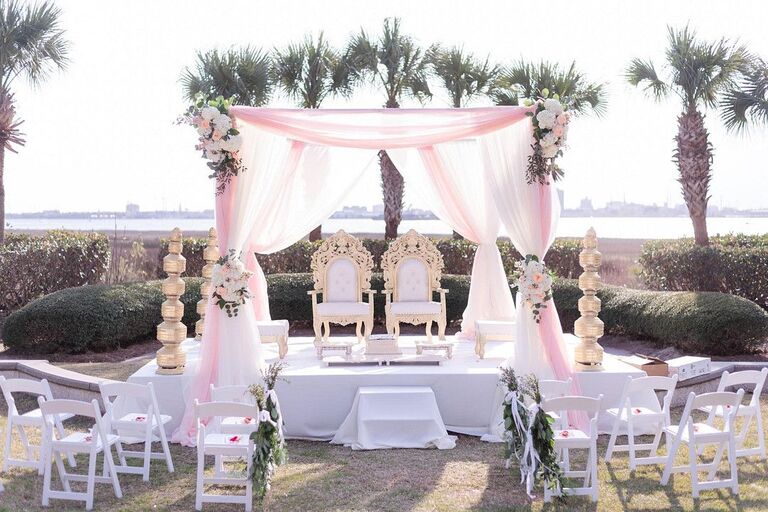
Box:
248;362;288;500
525;92;571;185
500;367;565;498
210;249;253;317
178;93;245;194
514;255;554;324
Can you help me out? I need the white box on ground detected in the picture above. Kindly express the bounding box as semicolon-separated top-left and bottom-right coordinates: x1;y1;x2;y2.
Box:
666;356;711;381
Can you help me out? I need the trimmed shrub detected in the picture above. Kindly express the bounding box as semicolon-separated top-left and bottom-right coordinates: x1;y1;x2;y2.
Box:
553;279;768;355
0;231;110;314
159;237;582;278
3;278;202;354
639;235;768;309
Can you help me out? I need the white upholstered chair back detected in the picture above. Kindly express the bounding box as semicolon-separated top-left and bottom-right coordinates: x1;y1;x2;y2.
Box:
395;257;430;302
326;257;360;302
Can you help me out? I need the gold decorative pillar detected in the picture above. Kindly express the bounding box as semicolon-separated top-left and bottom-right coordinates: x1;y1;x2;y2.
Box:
195;227;219;340
574;227;604;371
156;228;187;375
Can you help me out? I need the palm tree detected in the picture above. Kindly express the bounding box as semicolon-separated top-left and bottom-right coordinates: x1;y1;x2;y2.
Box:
427;45;498;239
626;26;750;246
347;17;431;240
0;0;70;243
721;58;768;131
180;46;272;107
492;60;606;116
273;32;357;241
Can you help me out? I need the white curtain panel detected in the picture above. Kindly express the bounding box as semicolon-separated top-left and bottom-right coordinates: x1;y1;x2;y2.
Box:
482;121;565;379
390;142;516;338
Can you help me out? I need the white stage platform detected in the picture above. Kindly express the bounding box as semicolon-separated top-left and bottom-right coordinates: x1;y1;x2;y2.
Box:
129;334;651;440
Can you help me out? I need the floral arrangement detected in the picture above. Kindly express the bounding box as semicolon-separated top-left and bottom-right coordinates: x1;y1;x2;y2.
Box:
248;362;287;500
514;254;553;324
525;91;571;185
179;94;245;194
500;367;565;498
211;249;253;317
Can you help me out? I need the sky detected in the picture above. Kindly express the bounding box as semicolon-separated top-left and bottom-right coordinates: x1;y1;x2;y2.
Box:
5;0;768;214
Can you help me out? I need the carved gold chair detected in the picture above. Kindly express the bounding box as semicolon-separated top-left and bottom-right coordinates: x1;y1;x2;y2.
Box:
381;229;448;342
308;230;375;344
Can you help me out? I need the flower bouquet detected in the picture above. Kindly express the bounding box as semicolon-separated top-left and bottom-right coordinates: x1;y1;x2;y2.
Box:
525;92;571;185
515;255;553;324
179;94;245;194
211;249;253;317
248;362;287;500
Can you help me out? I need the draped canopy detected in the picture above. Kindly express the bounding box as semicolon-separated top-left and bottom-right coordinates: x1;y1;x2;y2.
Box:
172;105;575;445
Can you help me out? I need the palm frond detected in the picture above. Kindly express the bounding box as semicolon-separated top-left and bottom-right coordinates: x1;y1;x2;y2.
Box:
180;46;272;106
428;45;499;107
626;58;668;101
721;58;768;131
0;0;71;90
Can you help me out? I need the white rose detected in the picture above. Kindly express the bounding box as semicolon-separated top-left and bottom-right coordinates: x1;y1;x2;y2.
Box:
201;106;219;121
542;132;559;148
223;134;242;152
536;110;557;130
542;145;559;159
543;98;564;115
212;113;231;131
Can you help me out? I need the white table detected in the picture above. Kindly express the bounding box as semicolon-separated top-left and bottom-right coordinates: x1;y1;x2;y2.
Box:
331;386;456;450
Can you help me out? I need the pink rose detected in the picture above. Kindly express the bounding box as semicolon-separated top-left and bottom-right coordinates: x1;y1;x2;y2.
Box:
200;119;210;129
212;130;222;141
216;286;227;296
557;113;569;125
552;125;564;137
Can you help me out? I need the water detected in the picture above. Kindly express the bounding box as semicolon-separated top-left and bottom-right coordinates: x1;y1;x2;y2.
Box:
6;216;768;239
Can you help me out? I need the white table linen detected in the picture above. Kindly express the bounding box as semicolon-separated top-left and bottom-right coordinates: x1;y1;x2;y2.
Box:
331;386;457;450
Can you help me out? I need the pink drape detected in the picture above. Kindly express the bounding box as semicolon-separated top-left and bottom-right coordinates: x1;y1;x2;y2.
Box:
229;106;531;149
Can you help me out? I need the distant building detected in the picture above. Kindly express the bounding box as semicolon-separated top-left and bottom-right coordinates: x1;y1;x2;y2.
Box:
579;197;593;212
126;203;140;218
372;204;384;215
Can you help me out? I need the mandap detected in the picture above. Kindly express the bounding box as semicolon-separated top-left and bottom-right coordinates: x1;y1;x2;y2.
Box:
173;104;575;445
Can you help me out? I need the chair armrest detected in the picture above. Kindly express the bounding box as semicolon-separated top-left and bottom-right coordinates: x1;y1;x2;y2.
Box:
435;288;449;294
307;290;320;296
362;289;377;294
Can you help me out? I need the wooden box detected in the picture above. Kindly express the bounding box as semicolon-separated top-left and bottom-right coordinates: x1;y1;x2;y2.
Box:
620;354;669;377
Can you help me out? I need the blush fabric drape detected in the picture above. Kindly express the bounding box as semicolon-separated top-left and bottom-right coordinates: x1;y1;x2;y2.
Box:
173;105;576;444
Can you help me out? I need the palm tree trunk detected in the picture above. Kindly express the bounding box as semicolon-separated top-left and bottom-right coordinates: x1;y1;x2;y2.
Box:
379;150;404;240
379;97;404;240
674;107;712;246
0;145;4;244
308;225;322;242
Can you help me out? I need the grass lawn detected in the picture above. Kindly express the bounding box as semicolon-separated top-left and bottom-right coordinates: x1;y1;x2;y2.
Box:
1;363;767;511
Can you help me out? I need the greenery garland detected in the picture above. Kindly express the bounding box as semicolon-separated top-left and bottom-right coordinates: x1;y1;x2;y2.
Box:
500;368;565;497
248;362;287;500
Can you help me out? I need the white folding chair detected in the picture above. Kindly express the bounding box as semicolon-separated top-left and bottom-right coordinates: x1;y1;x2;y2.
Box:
541;394;603;503
39;398;122;511
195;400;260;512
209;384;258;475
0;376;76;474
699;368;767;459
661;390;744;497
99;381;174;482
604;374;678;469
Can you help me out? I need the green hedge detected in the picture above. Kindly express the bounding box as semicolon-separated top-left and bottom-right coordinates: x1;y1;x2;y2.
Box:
639;235;768;309
159;237;582;279
0;231;110;314
3;278;203;354
6;272;767;356
553;279;768;355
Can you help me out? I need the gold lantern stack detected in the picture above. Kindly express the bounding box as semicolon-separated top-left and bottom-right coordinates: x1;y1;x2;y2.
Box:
156;228;187;375
574;227;605;371
195;227;219;341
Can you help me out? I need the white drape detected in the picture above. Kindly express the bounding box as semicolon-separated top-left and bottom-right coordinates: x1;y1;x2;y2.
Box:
389;143;516;337
482;122;568;379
